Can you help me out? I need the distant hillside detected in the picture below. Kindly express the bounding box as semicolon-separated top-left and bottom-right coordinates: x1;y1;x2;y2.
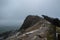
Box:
0;25;21;34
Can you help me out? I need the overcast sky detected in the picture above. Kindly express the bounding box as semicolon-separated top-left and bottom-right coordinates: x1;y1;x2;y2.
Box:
0;0;60;26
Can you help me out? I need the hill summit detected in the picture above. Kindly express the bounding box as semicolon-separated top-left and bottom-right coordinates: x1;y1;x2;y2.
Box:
0;15;60;40
18;15;43;32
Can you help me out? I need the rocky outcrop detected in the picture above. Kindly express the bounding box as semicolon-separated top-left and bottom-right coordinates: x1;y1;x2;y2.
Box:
5;18;50;40
18;15;43;32
42;15;60;27
5;15;51;40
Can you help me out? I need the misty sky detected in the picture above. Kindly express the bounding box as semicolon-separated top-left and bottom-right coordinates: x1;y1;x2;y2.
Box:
0;0;60;26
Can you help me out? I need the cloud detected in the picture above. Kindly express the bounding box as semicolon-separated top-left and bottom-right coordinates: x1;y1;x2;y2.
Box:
0;0;60;26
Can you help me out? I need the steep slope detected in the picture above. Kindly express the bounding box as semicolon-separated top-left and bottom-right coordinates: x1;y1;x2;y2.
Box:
5;15;51;40
42;15;60;27
18;15;43;32
6;19;51;40
1;15;58;40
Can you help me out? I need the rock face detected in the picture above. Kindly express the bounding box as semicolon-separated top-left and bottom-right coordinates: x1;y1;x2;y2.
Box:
18;15;42;32
42;15;60;27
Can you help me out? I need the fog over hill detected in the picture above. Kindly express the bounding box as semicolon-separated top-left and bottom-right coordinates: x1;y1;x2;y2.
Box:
0;0;60;27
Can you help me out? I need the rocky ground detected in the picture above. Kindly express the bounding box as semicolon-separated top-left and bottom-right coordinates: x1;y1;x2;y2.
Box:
0;15;60;40
5;19;50;40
